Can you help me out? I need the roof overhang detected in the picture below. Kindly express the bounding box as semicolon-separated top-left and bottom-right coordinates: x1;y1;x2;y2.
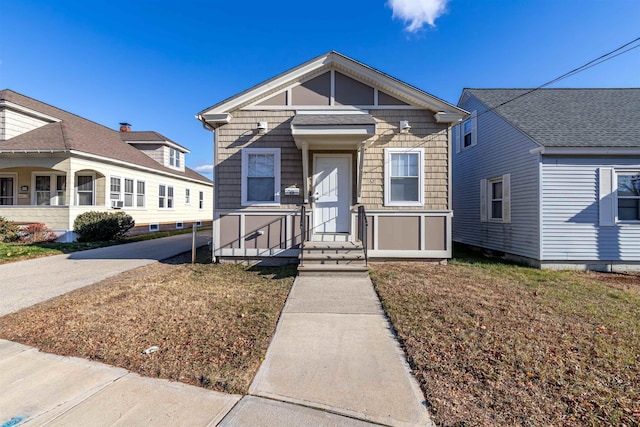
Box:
530;146;640;155
291;111;376;149
435;111;468;123
196;113;233;130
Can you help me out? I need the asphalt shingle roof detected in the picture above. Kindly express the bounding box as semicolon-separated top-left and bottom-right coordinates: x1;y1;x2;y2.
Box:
0;89;210;183
465;88;640;148
291;114;377;126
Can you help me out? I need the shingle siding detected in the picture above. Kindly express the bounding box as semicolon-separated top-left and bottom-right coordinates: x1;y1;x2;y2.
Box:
453;95;540;259
1;109;49;140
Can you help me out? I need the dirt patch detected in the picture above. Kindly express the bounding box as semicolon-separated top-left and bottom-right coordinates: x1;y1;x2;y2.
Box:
0;249;295;394
371;261;640;427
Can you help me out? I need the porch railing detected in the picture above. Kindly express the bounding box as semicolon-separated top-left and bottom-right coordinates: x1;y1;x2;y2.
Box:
357;205;369;266
299;204;306;266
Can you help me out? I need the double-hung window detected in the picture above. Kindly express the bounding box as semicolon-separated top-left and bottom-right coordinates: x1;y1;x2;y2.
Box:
76;175;94;206
110;177;122;202
384;148;424;206
185;188;190;204
137;181;145;208
241;148;281;206
159;184;174;209
124;179;134;207
199;191;204;209
169;148;181;168
455;110;477;152
480;174;511;223
617;172;640;221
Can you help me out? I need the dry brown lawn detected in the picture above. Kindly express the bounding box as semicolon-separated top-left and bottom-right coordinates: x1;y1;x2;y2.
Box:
371;254;640;427
0;249;295;394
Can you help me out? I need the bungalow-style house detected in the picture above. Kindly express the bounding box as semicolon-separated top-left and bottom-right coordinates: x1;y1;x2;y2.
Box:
0;89;213;241
196;51;467;270
452;88;640;271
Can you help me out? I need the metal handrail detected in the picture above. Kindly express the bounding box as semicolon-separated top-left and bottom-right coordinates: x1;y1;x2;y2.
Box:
299;204;306;266
357;205;369;266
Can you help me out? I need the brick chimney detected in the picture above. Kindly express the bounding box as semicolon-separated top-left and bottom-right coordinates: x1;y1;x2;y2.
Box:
119;122;131;132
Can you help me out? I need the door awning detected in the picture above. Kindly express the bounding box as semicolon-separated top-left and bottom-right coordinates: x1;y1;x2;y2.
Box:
291;113;376;149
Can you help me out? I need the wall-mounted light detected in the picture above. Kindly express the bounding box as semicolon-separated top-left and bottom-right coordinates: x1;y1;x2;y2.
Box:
257;121;268;134
399;120;411;134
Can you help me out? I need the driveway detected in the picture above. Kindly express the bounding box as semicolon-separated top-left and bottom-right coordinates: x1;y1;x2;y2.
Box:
0;231;210;317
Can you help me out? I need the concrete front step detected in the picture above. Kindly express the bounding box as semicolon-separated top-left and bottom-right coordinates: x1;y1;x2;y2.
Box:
299;240;368;276
297;264;370;277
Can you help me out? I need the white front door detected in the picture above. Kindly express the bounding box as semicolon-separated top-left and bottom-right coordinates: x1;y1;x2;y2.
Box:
313;154;351;233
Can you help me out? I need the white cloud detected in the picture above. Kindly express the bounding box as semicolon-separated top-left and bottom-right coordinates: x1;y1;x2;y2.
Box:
387;0;449;32
194;165;213;174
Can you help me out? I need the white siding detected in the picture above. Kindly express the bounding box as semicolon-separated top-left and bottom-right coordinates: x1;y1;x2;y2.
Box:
1;109;49;140
541;156;640;261
453;96;541;259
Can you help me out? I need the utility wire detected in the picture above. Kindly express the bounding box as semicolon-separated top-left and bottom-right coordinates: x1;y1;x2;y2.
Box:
474;36;640;118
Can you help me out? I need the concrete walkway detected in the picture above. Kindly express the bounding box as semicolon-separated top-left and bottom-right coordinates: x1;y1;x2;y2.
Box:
1;242;432;426
0;231;210;316
245;276;432;427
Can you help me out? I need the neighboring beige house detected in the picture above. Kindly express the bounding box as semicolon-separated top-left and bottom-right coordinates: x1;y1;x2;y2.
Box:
197;51;467;268
0;89;213;241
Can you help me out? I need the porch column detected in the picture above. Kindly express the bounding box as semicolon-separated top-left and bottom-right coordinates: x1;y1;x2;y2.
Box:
301;141;309;204
357;141;366;204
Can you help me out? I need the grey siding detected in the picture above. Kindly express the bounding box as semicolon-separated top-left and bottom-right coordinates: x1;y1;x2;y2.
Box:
453;96;541;259
541;156;640;261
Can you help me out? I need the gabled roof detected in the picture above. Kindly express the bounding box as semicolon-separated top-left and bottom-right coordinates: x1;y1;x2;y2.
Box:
0;89;210;184
463;88;640;148
198;51;467;122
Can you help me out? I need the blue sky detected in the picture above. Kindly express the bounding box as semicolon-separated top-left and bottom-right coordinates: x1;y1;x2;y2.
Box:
2;0;639;178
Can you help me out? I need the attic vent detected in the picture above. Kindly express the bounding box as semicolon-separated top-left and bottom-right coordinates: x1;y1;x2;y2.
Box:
119;122;131;132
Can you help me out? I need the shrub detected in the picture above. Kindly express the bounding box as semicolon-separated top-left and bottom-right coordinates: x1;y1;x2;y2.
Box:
73;211;135;242
19;223;58;243
0;216;20;243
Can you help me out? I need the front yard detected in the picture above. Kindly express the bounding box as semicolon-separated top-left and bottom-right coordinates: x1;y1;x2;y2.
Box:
0;248;295;394
1;245;638;425
371;253;640;426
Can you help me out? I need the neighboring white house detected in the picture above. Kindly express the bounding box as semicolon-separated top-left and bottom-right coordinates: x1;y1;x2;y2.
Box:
452;88;640;271
0;89;213;241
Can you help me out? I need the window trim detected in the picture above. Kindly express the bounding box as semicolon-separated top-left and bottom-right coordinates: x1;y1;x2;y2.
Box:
384;148;424;207
241;148;281;206
110;176;122;202
199;191;204;210
480;174;511;224
149;223;159;232
455;110;477;153
185;188;191;205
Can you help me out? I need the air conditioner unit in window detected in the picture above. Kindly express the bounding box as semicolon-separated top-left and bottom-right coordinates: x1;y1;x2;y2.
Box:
111;200;124;209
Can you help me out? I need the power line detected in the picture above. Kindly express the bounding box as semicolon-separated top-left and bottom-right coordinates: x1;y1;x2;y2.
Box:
475;36;640;118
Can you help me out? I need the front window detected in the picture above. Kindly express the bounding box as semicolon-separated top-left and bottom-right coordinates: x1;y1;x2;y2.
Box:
241;148;281;206
77;175;94;206
384;148;424;206
617;173;640;221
